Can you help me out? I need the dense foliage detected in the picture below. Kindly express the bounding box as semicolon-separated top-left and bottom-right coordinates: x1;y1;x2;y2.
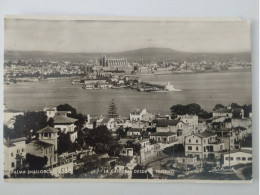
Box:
170;103;212;119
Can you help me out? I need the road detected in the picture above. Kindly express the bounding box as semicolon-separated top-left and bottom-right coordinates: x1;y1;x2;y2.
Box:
236;166;252;180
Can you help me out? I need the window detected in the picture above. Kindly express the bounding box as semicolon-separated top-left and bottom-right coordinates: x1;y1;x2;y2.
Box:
225;157;233;161
196;140;198;143
236;157;241;161
242;157;246;161
11;153;13;157
17;149;20;154
196;147;199;151
189;139;191;143
49;147;52;153
188;146;192;151
248;157;252;161
11;162;15;168
45;149;48;154
21;148;24;152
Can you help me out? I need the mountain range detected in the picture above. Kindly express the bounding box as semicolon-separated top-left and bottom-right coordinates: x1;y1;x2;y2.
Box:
4;47;251;62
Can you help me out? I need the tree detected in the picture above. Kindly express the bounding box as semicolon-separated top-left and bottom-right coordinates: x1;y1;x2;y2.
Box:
116;128;127;138
214;104;225;110
242;104;252;118
57;104;87;129
85;126;116;154
231;103;241;109
57;104;77;118
170;104;187;117
13;111;48;138
4;125;15;139
170;103;211;119
186;103;201;115
107;99;118;118
26;154;48;169
125;141;141;155
47;118;54;127
57;132;73;155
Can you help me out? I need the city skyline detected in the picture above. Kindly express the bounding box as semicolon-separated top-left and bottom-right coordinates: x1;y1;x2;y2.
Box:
5;18;251;53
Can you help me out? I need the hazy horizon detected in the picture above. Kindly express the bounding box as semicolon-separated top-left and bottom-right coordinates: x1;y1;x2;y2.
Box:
5;18;251;53
4;47;251;54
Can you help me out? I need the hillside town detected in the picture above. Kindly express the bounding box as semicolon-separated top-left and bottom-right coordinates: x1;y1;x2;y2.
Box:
4;102;252;180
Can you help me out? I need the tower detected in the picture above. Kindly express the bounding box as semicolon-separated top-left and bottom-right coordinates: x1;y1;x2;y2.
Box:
37;126;58;151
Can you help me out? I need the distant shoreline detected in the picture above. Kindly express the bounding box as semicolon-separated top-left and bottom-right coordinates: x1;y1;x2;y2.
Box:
137;68;251;76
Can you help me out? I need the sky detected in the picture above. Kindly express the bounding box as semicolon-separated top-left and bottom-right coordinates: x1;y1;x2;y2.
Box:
4;18;251;53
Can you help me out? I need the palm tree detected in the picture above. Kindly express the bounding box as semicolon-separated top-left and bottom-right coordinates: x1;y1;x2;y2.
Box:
107;99;118;118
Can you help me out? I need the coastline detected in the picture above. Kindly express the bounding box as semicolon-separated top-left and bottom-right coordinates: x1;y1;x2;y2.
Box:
136;68;251;76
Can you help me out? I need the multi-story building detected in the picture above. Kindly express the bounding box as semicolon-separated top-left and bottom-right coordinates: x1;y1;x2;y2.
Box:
4;137;27;177
150;132;178;144
213;108;244;119
130;108;147;122
26;126;58;167
53;112;78;142
178;114;198;133
185;131;224;159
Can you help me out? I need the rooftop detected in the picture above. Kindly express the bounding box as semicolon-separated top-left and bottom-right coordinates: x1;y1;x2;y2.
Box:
4;141;16;148
128;128;142;133
4;108;24;113
157;119;181;127
118;138;136;145
53;116;78;124
55;111;71;117
30;140;53;148
151;132;177;136
223;149;252;155
9;137;27;143
130;108;145;115
194;131;216;138
37;126;59;133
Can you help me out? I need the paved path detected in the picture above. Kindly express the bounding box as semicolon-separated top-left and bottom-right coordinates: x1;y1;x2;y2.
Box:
236;166;251;180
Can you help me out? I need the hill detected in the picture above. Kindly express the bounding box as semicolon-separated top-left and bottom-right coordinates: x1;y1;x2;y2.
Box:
4;48;251;62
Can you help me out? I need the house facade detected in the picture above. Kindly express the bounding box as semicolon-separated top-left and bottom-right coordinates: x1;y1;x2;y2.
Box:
4;137;27;177
130;108;147;121
150;132;178;144
26;126;59;167
222;149;252;167
178;114;198;132
185;131;225;159
156;119;185;133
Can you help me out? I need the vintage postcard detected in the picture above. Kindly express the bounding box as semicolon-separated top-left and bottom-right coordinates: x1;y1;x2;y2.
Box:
3;16;252;182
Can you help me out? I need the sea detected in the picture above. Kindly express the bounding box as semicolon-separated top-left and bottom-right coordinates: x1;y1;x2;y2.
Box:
4;71;252;117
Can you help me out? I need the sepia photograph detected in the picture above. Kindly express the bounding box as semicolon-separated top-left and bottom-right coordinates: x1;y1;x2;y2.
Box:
3;16;252;182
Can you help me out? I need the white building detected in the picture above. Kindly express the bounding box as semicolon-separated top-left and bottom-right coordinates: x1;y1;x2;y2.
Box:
185;131;225;159
178;114;198;133
53;115;77;134
44;107;57;118
4;137;27;177
26;126;59;168
130;108;147;121
223;149;252;167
